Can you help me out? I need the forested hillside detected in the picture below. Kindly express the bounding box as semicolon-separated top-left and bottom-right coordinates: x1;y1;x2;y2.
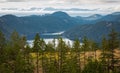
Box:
0;29;120;73
0;11;120;41
0;11;80;38
64;12;120;42
64;21;120;42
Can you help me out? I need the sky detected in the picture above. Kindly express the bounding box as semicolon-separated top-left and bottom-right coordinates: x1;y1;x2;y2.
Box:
0;0;120;17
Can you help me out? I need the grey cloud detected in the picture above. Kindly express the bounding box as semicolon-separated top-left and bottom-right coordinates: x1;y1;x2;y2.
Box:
6;0;26;2
44;7;99;11
0;0;120;4
101;0;120;3
4;0;48;2
62;0;120;4
1;0;120;4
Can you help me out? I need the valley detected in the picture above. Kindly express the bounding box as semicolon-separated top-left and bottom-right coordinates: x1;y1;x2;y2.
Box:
0;11;120;42
0;0;120;73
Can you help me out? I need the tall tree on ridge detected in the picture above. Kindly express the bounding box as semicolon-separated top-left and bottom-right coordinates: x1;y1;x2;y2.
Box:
108;29;120;72
73;39;81;73
33;33;41;73
82;36;89;67
100;36;108;73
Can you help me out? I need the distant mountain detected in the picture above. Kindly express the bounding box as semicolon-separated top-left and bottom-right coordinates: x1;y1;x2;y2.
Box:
0;11;80;39
51;11;70;18
83;14;102;20
111;12;120;15
0;11;120;41
64;12;120;42
74;14;103;24
63;21;120;42
98;12;120;22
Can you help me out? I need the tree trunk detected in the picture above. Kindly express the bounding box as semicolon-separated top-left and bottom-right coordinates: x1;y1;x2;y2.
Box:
36;52;39;73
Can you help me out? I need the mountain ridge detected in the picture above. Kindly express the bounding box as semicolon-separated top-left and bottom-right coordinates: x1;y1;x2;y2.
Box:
0;11;120;41
0;11;80;39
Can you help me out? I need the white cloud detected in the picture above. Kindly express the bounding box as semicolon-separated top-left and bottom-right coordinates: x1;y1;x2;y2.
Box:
0;0;120;4
6;0;26;2
0;0;120;16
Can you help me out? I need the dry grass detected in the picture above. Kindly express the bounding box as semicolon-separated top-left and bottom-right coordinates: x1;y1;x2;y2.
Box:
31;49;120;73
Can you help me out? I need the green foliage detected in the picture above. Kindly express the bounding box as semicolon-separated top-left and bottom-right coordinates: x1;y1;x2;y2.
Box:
33;33;41;52
82;36;90;51
0;29;120;73
0;31;5;48
101;37;108;50
82;60;105;73
108;29;119;49
0;31;34;73
108;29;120;72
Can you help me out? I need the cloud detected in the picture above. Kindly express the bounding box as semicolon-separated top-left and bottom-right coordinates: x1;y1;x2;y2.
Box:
44;7;98;11
101;0;120;3
2;0;49;2
0;0;119;4
0;0;26;2
0;0;119;7
1;0;27;1
64;0;120;4
0;0;120;17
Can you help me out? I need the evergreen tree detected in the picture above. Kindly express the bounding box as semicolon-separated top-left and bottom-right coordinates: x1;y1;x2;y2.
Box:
82;36;89;67
73;39;81;73
0;31;7;73
20;36;27;59
44;42;58;73
0;31;5;60
24;45;34;73
91;41;98;60
2;31;34;73
82;59;104;73
57;38;67;73
0;31;5;49
100;37;108;73
33;33;41;73
40;39;46;73
108;29;120;72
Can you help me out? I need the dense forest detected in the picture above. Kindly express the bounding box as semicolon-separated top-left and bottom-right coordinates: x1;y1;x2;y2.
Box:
0;29;120;73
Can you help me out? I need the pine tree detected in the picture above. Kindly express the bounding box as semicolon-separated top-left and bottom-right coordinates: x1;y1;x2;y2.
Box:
0;31;5;60
40;39;46;73
33;33;41;73
2;31;34;73
82;59;104;73
82;36;89;67
91;41;98;60
0;31;7;73
24;45;34;73
10;31;21;73
0;31;5;49
57;38;67;73
45;42;58;73
108;29;120;72
100;37;108;73
20;36;27;59
73;39;81;73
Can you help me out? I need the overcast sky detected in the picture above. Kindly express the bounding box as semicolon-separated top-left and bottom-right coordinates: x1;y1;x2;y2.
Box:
0;0;120;16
